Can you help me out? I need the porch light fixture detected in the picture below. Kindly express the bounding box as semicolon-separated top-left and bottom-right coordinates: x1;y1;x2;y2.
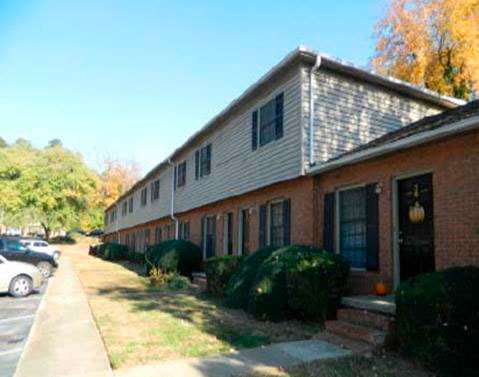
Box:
375;183;382;194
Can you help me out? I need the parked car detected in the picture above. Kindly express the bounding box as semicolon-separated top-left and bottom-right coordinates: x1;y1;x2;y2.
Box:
20;239;61;262
0;238;58;278
0;255;43;297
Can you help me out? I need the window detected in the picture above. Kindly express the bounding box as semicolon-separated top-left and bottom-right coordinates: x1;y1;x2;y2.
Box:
104;214;108;226
151;179;160;201
110;209;116;223
196;144;212;179
259;199;290;248
270;202;284;247
122;201;128;216
141;187;147;207
253;93;284;149
179;221;190;241
338;187;367;269
129;197;134;213
144;228;150;251
176;161;186;188
202;215;216;259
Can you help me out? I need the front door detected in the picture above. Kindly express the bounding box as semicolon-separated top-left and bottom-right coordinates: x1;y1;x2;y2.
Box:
397;173;435;281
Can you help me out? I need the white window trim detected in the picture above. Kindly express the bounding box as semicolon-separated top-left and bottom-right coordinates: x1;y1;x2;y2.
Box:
335;183;367;272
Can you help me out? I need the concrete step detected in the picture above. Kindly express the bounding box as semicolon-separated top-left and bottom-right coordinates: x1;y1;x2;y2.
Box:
325;320;387;347
337;308;394;332
341;295;396;315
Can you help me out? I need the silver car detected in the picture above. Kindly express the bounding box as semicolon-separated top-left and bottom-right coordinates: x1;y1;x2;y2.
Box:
0;255;43;297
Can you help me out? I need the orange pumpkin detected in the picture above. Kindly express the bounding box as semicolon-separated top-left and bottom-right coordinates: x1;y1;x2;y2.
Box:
373;281;388;296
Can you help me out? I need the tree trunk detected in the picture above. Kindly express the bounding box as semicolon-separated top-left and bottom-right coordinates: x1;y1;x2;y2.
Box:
42;223;51;241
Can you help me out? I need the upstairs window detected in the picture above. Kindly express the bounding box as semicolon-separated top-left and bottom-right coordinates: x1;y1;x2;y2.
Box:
195;144;212;179
151;179;160;201
122;201;127;216
252;92;284;150
129;197;134;213
141;187;147;207
177;161;187;188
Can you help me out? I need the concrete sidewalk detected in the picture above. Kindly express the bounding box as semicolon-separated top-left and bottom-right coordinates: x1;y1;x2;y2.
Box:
114;339;351;377
14;256;112;377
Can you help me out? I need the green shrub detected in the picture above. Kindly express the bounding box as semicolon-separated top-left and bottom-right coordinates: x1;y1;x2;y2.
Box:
146;240;202;278
148;267;190;290
224;246;278;309
396;266;479;377
204;255;244;297
102;243;128;261
286;251;350;322
127;249;145;264
247;245;318;322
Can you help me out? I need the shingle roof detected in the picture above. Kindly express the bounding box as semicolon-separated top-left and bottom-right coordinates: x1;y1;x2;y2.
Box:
328;99;479;161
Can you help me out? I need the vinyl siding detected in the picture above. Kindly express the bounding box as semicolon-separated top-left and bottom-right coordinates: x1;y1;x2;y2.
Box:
105;64;304;233
301;66;445;167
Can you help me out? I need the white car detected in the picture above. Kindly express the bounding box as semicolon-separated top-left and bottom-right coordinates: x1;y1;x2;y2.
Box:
0;255;43;297
20;239;61;262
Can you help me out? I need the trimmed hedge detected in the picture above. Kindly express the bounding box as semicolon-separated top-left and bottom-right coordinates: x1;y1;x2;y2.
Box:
247;245;319;322
204;255;244;297
127;249;145;264
224;246;278;309
286;251;350;322
89;243;128;261
146;240;202;278
396;266;479;377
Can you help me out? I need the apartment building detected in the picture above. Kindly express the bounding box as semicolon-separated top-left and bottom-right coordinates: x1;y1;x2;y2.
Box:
103;46;463;292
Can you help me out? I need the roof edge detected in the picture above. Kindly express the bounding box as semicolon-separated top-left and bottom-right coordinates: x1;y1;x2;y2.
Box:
307;115;479;176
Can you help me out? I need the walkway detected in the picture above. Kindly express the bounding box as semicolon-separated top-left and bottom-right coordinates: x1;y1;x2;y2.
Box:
115;339;350;377
14;255;112;377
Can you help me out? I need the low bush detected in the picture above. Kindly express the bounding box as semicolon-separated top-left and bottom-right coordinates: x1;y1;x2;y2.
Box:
146;240;202;278
286;251;350;322
224;246;278;309
204;255;244;297
102;243;128;261
127;249;145;264
149;267;190;290
247;245;317;322
396;266;479;377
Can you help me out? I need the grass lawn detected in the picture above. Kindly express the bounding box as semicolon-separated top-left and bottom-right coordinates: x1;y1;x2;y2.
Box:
238;355;432;377
65;247;321;370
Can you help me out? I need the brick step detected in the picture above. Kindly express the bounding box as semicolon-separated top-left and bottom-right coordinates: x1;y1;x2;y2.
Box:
337;308;394;332
325;320;387;347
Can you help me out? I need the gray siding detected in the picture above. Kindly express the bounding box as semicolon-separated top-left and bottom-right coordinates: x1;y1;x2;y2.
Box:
106;65;304;232
174;66;303;213
301;66;444;167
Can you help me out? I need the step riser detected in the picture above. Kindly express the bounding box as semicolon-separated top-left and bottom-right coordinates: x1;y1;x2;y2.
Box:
325;320;387;347
337;308;394;332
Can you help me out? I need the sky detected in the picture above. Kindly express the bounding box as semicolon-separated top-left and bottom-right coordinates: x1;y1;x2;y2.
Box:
0;0;386;174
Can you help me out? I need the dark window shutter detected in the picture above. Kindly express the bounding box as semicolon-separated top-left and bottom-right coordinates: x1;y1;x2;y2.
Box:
185;222;190;241
323;192;335;253
174;165;177;191
211;216;216;257
183;161;187;185
206;144;212;175
283;198;291;246
366;183;379;271
252;111;258;151
195;150;200;179
275;93;284;140
259;204;267;248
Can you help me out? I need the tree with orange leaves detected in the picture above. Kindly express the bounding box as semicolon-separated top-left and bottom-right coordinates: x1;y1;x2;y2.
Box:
372;0;479;99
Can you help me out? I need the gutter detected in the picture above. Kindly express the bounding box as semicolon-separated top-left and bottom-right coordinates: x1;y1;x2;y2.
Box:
307;115;479;176
167;159;179;239
309;55;322;166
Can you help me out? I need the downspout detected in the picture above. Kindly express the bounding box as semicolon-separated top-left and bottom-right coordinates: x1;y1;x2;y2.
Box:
167;159;179;239
115;203;120;243
309;55;322;166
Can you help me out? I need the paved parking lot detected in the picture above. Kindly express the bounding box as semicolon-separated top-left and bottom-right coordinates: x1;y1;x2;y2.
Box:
0;282;47;377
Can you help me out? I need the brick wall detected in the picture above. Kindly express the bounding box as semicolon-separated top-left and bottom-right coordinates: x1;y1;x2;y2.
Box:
106;176;316;256
316;130;479;294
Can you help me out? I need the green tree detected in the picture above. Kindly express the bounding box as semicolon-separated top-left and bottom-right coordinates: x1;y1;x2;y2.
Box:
46;138;63;148
0;137;7;148
14;138;33;148
17;147;98;240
